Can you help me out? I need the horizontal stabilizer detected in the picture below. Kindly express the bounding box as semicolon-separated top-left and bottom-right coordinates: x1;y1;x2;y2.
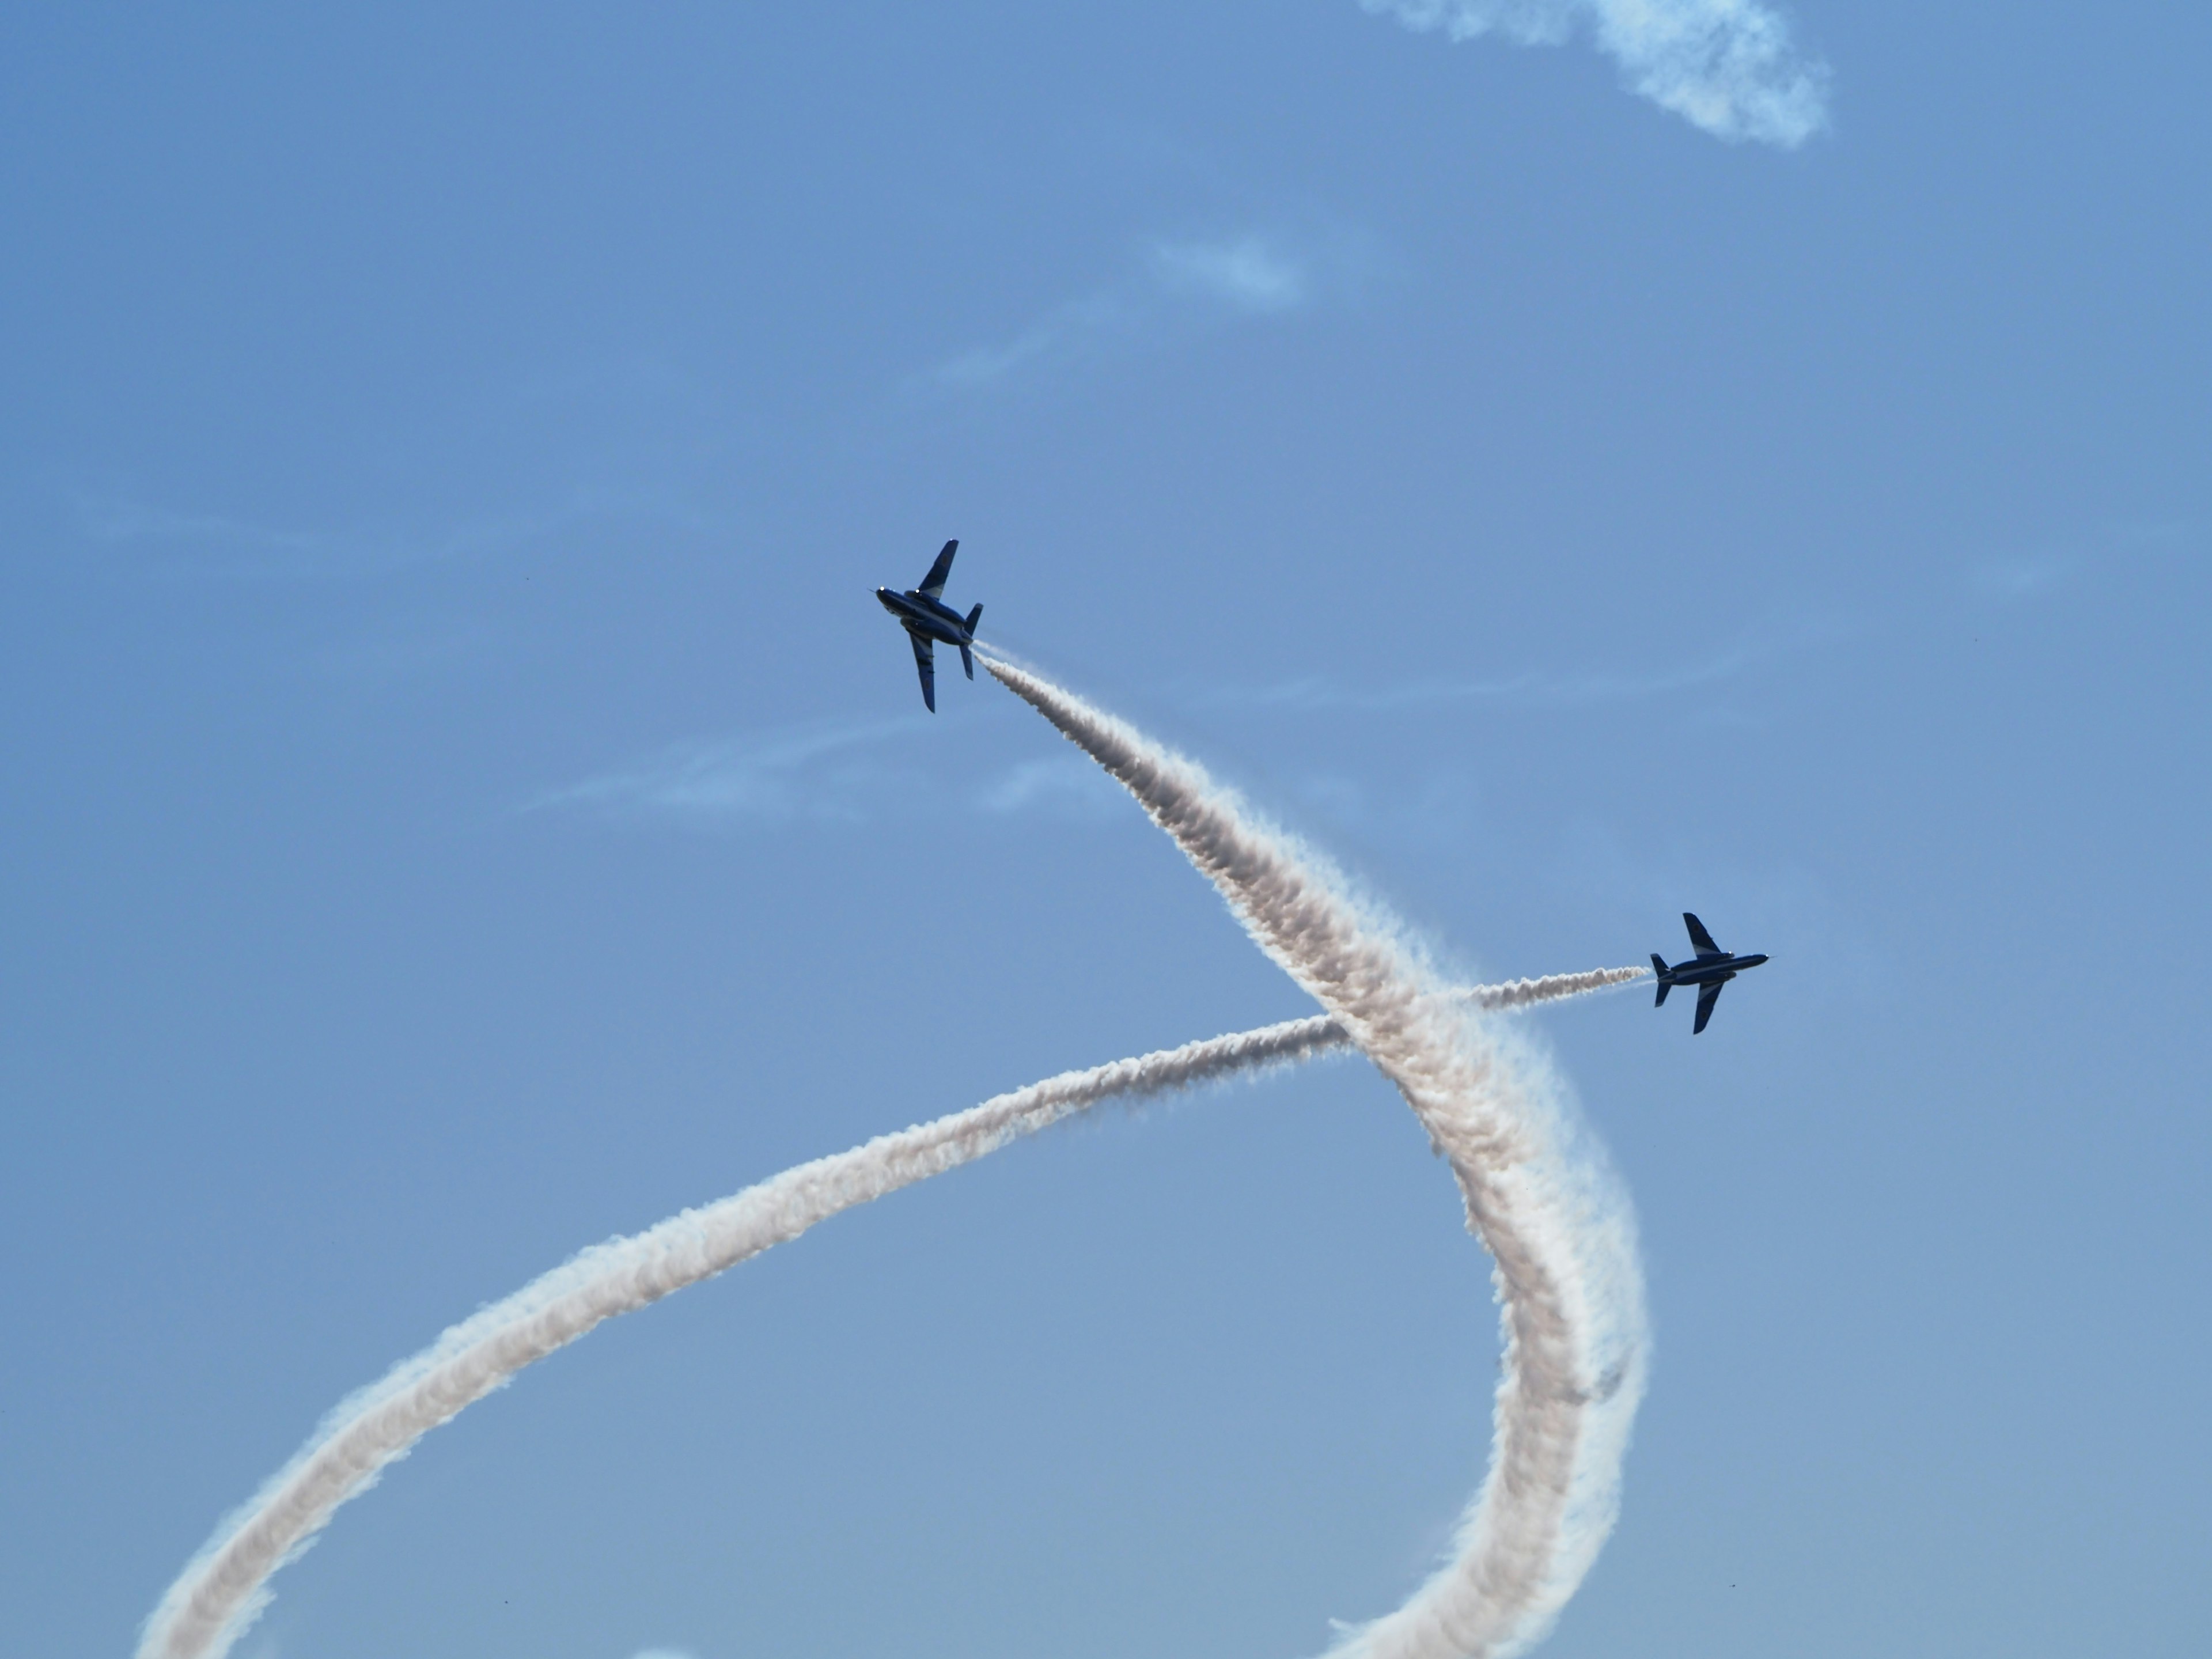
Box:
1651;954;1670;1006
965;601;983;634
959;642;974;680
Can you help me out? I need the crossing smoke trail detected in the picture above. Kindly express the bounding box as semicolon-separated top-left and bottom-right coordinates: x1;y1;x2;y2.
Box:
137;970;1639;1659
980;652;1649;1659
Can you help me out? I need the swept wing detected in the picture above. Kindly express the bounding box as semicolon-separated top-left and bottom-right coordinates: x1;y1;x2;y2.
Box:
1693;978;1725;1034
910;632;936;712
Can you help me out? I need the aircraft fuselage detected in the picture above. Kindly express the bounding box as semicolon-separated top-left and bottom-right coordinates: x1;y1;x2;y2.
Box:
1657;952;1768;987
875;586;973;646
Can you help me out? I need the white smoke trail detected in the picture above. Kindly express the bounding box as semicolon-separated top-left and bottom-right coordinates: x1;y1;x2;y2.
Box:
980;652;1648;1659
137;971;1637;1659
1361;0;1829;147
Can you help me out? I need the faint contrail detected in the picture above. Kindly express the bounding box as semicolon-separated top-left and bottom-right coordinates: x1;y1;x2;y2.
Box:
980;650;1648;1659
137;971;1637;1659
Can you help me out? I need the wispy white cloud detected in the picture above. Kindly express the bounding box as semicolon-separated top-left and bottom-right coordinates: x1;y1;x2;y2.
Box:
77;495;564;579
532;714;1125;828
529;716;929;825
935;291;1141;389
930;228;1354;389
1211;658;1744;713
1360;0;1830;146
74;486;724;581
974;754;1126;817
1203;647;1760;713
1200;616;1845;713
1148;237;1312;314
1969;554;2071;601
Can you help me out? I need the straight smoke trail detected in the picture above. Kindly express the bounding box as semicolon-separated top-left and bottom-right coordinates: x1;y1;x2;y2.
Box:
1461;968;1644;1012
980;651;1649;1659
137;971;1638;1659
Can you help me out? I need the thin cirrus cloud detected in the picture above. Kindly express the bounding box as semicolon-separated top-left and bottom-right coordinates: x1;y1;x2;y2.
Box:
1212;641;1796;717
1147;237;1313;313
1969;554;2071;601
1201;623;1840;714
1206;653;1759;714
931;233;1336;389
529;714;1124;827
74;487;722;581
73;491;581;581
1360;0;1830;146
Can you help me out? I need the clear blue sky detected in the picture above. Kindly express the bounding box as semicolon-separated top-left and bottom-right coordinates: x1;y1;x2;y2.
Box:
3;5;2207;1657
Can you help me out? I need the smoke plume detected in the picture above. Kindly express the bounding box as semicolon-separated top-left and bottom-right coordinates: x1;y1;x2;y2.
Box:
981;652;1648;1659
138;971;1635;1659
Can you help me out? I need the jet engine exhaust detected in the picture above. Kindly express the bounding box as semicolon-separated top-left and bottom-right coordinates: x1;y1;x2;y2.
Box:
978;650;1649;1659
136;967;1639;1659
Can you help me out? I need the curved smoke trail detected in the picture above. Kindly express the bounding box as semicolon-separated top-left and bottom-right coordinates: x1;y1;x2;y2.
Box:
137;969;1638;1659
980;652;1649;1659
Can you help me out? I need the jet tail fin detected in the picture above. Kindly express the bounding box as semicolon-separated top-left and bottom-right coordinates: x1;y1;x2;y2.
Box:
959;642;974;680
1651;954;1671;1006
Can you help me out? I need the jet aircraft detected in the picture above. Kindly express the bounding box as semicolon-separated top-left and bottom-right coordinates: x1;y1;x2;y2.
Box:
875;539;983;711
1651;914;1769;1034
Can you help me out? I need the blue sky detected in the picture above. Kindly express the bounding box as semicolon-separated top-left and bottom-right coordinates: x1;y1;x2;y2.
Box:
3;3;2208;1657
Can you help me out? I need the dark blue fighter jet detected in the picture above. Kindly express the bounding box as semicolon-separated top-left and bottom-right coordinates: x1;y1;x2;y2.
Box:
876;540;983;711
1652;914;1770;1033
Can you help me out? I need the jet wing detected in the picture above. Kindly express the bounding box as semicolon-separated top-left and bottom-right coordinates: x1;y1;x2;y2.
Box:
1692;978;1724;1034
1683;912;1722;957
909;631;937;711
918;539;958;599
